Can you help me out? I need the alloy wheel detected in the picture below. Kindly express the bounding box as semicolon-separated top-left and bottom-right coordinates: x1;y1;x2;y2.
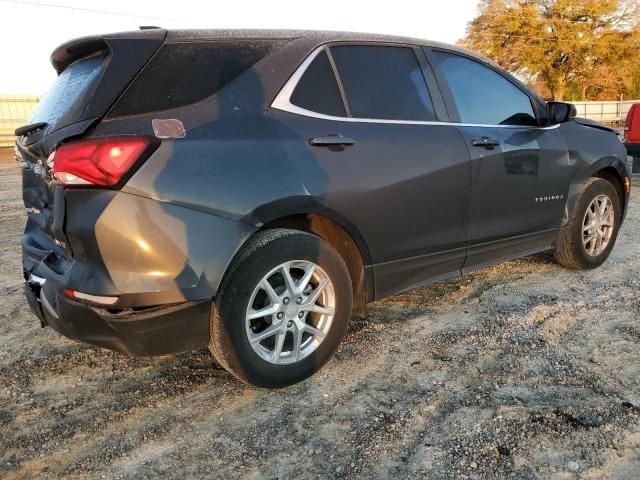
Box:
582;194;615;256
245;260;336;365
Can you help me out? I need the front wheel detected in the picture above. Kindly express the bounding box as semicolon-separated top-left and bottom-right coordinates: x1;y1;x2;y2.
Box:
554;177;622;270
209;229;352;388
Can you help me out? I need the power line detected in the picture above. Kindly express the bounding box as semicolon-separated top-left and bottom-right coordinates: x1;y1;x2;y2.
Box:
0;0;174;22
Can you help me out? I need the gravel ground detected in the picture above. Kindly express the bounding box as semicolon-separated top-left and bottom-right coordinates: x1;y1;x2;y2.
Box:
1;148;639;479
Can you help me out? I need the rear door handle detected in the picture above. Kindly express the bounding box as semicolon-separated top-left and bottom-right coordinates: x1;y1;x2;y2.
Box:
309;135;355;147
471;137;500;149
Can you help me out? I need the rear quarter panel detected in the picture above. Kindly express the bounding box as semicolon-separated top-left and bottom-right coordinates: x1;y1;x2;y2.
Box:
84;43;316;301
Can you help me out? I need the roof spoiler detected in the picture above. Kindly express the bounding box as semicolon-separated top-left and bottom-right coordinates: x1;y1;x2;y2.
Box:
50;29;167;73
14;122;48;137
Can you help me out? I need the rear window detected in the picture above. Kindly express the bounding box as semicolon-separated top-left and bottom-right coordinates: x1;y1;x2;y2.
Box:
30;52;106;130
108;40;284;117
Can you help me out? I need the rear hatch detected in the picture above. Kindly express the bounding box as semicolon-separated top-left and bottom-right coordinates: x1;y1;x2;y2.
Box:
19;29;166;275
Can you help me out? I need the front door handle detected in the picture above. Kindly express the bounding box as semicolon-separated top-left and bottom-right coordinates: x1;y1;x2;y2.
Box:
471;137;500;149
309;135;355;147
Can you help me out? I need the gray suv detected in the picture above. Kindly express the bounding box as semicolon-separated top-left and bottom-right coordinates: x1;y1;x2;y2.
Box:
18;29;630;387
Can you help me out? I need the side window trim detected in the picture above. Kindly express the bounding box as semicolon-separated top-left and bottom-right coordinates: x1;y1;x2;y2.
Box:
325;48;352;117
271;43;559;130
425;47;541;127
413;46;450;122
422;47;460;123
271;46;345;119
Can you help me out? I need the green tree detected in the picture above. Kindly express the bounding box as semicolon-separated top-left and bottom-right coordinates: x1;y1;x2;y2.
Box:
461;0;640;100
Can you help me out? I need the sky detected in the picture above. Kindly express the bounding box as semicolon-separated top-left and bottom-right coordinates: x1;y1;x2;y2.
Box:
0;0;480;95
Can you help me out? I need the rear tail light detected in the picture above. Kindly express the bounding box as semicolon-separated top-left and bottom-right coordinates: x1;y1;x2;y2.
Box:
53;136;153;187
624;106;636;141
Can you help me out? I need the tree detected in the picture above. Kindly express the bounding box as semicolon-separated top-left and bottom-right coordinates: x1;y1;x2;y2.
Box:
460;0;640;100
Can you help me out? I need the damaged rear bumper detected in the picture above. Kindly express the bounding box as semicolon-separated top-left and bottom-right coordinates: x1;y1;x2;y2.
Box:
20;186;257;356
24;273;211;356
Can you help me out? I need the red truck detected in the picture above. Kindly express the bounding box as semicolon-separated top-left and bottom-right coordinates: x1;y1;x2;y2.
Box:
625;103;640;173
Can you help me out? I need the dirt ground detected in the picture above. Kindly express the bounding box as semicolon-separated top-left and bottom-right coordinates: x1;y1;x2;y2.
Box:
1;147;639;480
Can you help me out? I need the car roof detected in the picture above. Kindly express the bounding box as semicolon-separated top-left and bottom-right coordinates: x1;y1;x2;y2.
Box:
166;28;482;58
53;28;496;73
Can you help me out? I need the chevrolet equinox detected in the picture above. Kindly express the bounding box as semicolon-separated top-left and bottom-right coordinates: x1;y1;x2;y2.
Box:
18;29;631;387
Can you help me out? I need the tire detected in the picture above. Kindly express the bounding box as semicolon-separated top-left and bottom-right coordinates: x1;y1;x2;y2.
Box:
554;177;622;270
209;228;352;388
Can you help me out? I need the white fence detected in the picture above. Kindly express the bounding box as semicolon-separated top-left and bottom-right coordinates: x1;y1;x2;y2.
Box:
1;97;639;147
0;96;40;147
572;100;637;127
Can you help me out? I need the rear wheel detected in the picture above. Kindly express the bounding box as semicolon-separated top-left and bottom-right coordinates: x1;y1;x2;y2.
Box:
209;229;352;387
554;177;621;270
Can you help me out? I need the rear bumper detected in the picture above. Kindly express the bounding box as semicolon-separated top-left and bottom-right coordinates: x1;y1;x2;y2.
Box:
20;187;257;355
25;274;211;356
625;142;640;158
625;143;640;173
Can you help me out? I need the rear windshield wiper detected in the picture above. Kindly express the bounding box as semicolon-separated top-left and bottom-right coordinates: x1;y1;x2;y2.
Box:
14;122;48;137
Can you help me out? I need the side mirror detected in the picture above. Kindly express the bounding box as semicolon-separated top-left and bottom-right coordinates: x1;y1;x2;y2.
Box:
547;101;577;124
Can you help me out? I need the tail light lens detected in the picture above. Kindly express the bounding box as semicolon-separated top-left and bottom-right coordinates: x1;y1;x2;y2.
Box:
624;105;637;142
53;136;152;187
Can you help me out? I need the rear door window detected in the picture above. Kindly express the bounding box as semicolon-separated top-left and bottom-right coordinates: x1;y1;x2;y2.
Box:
431;51;537;126
330;45;436;121
290;50;347;117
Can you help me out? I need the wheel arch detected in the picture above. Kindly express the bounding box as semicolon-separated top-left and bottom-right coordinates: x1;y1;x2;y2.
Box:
561;155;629;234
258;211;373;317
590;166;627;213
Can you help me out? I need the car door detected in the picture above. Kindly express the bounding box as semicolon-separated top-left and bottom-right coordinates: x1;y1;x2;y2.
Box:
268;44;472;298
427;49;571;271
